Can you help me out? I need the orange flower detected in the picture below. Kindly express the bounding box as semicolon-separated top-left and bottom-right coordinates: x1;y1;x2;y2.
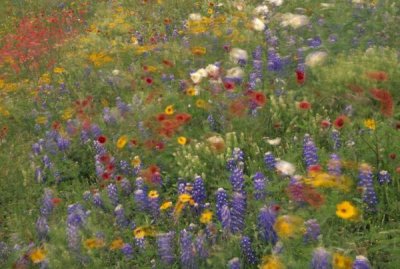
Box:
366;71;388;81
191;46;207;56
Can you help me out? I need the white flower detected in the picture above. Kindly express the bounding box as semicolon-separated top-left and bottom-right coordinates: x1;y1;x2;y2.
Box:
229;48;248;64
254;5;269;15
281;13;309;29
112;69;120;76
267;0;284;6
226;67;244;79
275;160;296;176
305;51;328;67
252;18;266;31
265;137;281;145
189;13;202;21
190;69;207;84
205;64;220;78
320;3;335;9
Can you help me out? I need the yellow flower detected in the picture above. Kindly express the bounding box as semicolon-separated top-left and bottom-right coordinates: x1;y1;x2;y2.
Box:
336;201;359;220
131;156;141;167
160;201;173;210
274;215;304;239
148;190;159;199
116;135;128;149
133;227;146;239
53;67;65;74
62;108;74;120
84;238;105;249
186;87;196;96
333;253;353;269
133;226;157;238
195;99;207;109
29;248;46;264
363;119;376;130
177;136;187;145
39;73;51;85
207;8;214;15
88;52;112;67
191;46;207;56
179;193;192;203
165;105;174;115
35;116;48;125
200;210;213;224
260;255;286;269
110;238;124;250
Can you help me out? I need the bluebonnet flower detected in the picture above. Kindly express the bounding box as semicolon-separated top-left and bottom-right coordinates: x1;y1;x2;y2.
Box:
328;154;342;176
116;97;131;116
241;236;258;265
121;243;134;259
358;164;378;210
90;124;102;138
148;191;160;219
42;155;52;169
253;172;267;200
35;167;44;183
120;178;132;195
192;176;206;207
267;48;283;72
308;36;322;48
92;193;105;210
264;152;276;170
232;148;244;162
221;205;231;232
304;219;320;242
195;233;208;259
32;142;42;155
230;166;245;192
303;134;319;169
56;135;70;151
180;229;196;269
135;237;146;250
157;232;175;265
231;192;246;233
331;130;341;151
119;160;132;176
107;183;119;207
216;188;229;222
36;217;49;241
115;205;129;227
311;247;331;269
378;170;391;184
40;189;54;217
134;189;148;211
258;206;277;244
353;256;371;269
66;203;87;252
228;257;241;269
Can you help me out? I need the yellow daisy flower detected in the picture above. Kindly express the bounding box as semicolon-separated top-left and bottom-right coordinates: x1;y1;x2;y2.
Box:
336;201;359;220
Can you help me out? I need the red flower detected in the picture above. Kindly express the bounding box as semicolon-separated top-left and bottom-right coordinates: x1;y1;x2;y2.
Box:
99;154;110;164
156;113;168;122
366;71;388;81
298;101;311;110
389;153;396;160
333;115;347;129
51;198;62;206
296;70;305;84
175;113;192;124
224;80;235;90
145;77;153;85
130;139;138;146
250;91;267;107
320;120;330;128
97;135;107;144
369;88;393;117
162;59;174;67
308;164;322;173
229;99;247;117
102;172;111;180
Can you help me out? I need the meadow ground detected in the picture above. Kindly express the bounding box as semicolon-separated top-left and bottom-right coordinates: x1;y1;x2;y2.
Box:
0;0;399;268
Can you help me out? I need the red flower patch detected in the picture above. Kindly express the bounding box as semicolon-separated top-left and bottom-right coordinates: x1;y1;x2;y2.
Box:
369;88;394;117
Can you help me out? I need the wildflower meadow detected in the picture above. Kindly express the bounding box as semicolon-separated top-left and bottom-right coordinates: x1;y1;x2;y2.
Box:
0;0;399;268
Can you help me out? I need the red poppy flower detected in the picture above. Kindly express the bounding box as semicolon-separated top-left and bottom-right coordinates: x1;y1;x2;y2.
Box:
115;175;123;182
308;164;322;173
162;119;179;130
229;99;247;117
175;113;192;124
296;70;305;84
366;71;388;81
224;80;235;90
97;135;107;144
145;77;153;85
102;172;111;180
320;120;330;128
333;115;347;129
156;113;168;122
51;198;62;205
250;91;267;107
370;88;393;117
298;101;311;110
99;154;110;164
106;164;115;171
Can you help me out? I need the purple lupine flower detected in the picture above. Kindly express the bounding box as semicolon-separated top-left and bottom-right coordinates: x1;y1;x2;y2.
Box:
40;189;54;217
226;158;237;172
120;178;133;195
134;189;148;211
241;236;258;265
135;237;146;250
304;219;320;242
328;154;342;176
115;205;129;227
216;188;229;222
311;247;331;269
195;233;208;259
232;148;245;163
90;124;102;138
353;256;371;269
35;167;44;183
252;46;263;61
92;193;105;209
80;130;90;144
42;155;52;169
135;177;147;190
148;192;160;219
308;36;322;48
119;160;132;176
378;170;391;184
221;205;231;232
331;130;341;151
56;135;70;151
258;206;277;244
207;114;217;131
178;180;187;195
103;107;116;124
230;166;245;192
36;216;49;241
264;152;276;170
231;192;246;233
180;229;196;269
116;97;131;116
192;176;206;207
228;257;241;269
303;134;319;169
157;232;175;265
66;204;87;252
253;172;267;200
32;142;42;155
107;183;119;206
267;48;283;72
358;164;378;210
121;243;134;259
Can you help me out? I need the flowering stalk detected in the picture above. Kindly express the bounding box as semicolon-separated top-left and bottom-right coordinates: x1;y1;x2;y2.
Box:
157;232;175;265
180;229;196;269
358;164;378;210
258;206;277;245
231;192;246;234
311;247;331;269
253;172;267;200
241;236;258;265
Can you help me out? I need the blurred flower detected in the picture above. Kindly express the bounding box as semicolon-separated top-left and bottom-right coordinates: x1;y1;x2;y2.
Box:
110;238;124;250
305;51;328;67
365;71;388;81
160;201;173;210
260;255;286;269
230;48;248;64
29;248;46;264
363;119;376;130
200;210;213;224
165;105;174;115
353;256;371;269
275;160;296;176
116;135;128;149
274;215;304;239
281;13;309;29
84;238;105;249
312;247;331;269
177;136;187;145
333;253;353;269
252;18;266;31
336;201;359;220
